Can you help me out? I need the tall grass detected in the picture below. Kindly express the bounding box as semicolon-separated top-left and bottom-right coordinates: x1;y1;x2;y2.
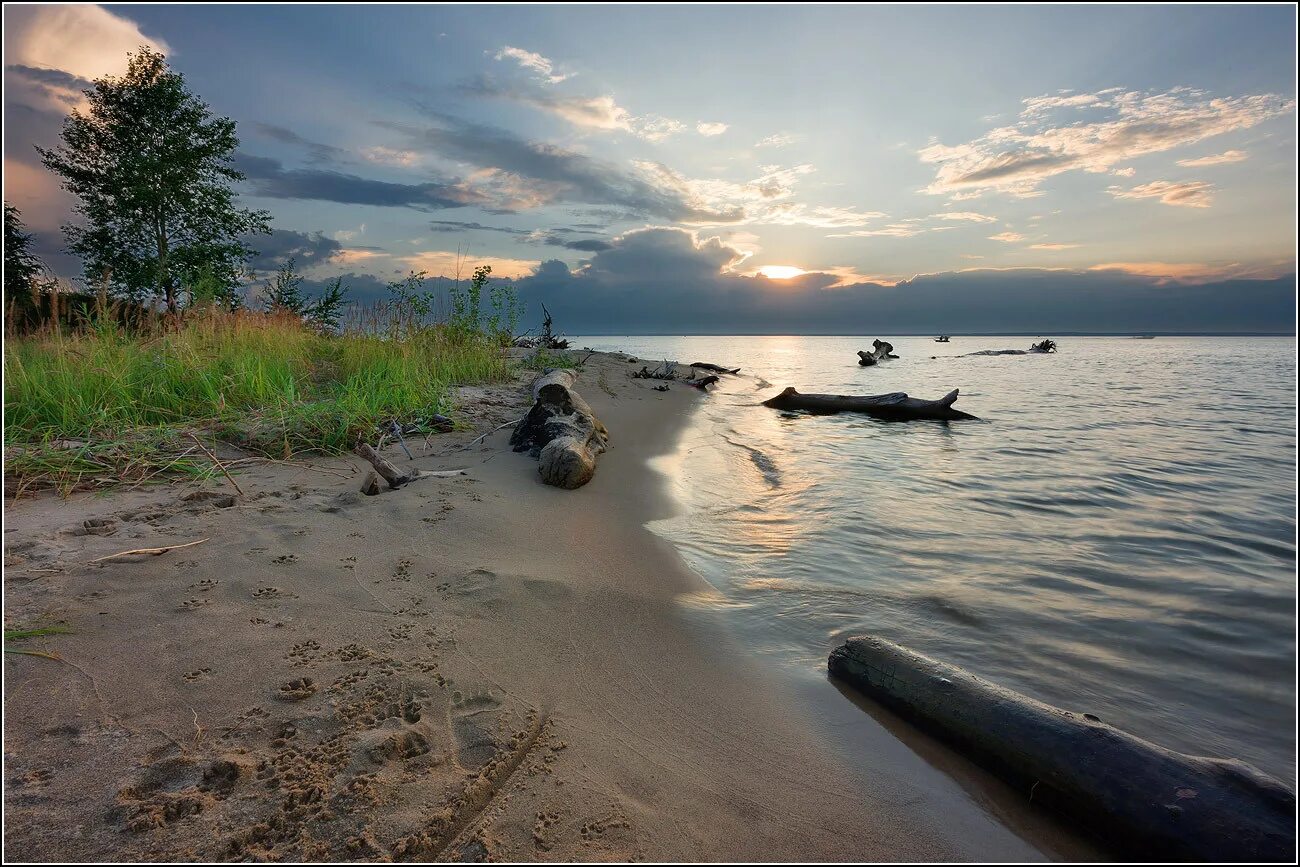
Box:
4;307;511;494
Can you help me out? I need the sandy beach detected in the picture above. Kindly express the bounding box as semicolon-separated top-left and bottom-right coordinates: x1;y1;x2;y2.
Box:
3;351;1100;862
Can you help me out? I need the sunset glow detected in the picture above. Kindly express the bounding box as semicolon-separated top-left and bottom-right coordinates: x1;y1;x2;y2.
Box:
758;265;806;280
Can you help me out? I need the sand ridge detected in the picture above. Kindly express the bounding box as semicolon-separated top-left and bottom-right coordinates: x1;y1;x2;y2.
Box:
4;351;1068;862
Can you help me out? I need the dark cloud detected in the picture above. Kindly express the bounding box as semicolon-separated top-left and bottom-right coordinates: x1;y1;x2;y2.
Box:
498;227;1293;334
426;220;610;251
376;111;741;223
245;228;346;271
252;123;349;164
232;152;486;210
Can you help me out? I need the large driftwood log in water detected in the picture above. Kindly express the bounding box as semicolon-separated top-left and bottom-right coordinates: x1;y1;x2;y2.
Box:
857;339;899;367
763;387;977;421
510;369;609;489
828;635;1295;862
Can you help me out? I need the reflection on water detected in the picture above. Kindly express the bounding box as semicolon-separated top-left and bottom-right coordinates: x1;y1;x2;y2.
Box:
589;335;1297;782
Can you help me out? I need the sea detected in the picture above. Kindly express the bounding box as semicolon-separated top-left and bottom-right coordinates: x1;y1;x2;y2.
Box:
575;334;1297;784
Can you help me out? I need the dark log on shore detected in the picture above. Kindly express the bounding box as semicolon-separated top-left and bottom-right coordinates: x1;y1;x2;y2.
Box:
690;362;741;375
763;387;978;421
510;369;608;489
828;635;1295;862
857;339;899;367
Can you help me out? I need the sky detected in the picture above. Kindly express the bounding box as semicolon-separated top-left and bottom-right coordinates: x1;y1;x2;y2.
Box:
3;3;1297;333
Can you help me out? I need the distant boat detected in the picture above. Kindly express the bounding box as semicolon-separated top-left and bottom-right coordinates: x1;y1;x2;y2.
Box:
1132;334;1156;339
934;335;951;342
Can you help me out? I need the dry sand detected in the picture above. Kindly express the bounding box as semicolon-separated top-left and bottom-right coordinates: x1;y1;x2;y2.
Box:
3;351;1100;861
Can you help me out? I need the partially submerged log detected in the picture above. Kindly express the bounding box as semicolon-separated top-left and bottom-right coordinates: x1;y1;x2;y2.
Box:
965;338;1058;357
829;635;1295;862
857;339;899;367
690;362;741;375
763;387;977;421
683;374;719;390
510;369;608;489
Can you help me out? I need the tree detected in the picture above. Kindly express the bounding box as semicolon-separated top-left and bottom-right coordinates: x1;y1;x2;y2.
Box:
262;258;308;314
305;276;348;333
4;204;46;308
38;47;270;311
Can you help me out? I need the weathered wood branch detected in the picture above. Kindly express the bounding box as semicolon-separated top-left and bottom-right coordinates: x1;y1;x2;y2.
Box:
690;362;741;374
355;442;418;489
829;635;1295;862
510;369;609;489
763;386;977;421
684;374;720;390
857;339;899;367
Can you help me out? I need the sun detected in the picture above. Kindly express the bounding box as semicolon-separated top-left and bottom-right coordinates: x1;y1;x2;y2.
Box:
757;265;806;280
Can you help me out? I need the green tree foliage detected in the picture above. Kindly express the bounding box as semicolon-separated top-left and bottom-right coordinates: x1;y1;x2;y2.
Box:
4;204;47;319
262;258;308;314
37;47;270;311
305;276;348;333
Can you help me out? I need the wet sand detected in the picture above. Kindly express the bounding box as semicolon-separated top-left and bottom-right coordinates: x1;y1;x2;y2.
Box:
3;351;1100;861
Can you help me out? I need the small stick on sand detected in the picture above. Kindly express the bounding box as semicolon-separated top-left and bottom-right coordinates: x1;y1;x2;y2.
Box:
89;538;209;564
187;434;244;496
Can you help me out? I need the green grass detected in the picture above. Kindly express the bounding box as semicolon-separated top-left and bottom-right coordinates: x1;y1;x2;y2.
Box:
4;309;512;494
4;625;72;658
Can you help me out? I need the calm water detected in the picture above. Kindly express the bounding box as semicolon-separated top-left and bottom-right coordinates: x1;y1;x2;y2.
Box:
578;335;1297;783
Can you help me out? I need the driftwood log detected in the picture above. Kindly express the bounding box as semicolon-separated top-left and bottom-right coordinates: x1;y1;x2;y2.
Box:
690;362;741;375
510;369;608;489
763;387;977;421
829;636;1295;862
965;339;1058;357
683;374;720;390
355;442;417;488
857;339;899;367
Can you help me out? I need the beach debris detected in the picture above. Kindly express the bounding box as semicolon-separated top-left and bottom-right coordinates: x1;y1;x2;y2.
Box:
763;386;978;421
89;538;209;564
511;302;570;349
964;338;1058;357
360;469;381;496
187;433;244;497
689;362;741;375
935;335;952;342
510;368;608;489
829;635;1296;862
652;384;669;392
857;339;899;367
683;374;720;390
355;442;418;489
632;360;678;380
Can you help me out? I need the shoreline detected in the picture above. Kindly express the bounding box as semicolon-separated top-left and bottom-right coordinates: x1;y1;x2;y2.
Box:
4;350;1095;861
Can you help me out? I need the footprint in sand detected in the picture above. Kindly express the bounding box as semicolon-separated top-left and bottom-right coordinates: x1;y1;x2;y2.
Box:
275;677;317;702
448;688;505;769
271;554;298;565
180;597;212;611
252;587;288;600
190;579;219;592
182;667;212;682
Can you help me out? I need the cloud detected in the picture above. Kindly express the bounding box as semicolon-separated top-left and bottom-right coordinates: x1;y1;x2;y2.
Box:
253;123;348;164
989;231;1026;242
1087;260;1286;284
1108;179;1215;208
398;250;541;280
1028;243;1081;250
424;219;610;251
377;112;743;222
920;87;1292;198
360;146;422;167
3;5;168;82
933;211;998;223
697;122;729;137
245;228;345;271
755;133;799;148
232;152;487;209
463;76;685;141
1176;149;1247;167
500;227;1293;334
492;46;571;84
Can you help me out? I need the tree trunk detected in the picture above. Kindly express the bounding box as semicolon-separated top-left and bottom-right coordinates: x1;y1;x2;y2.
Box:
763;386;977;420
829;636;1295;862
354;442;417;488
510;369;608;489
